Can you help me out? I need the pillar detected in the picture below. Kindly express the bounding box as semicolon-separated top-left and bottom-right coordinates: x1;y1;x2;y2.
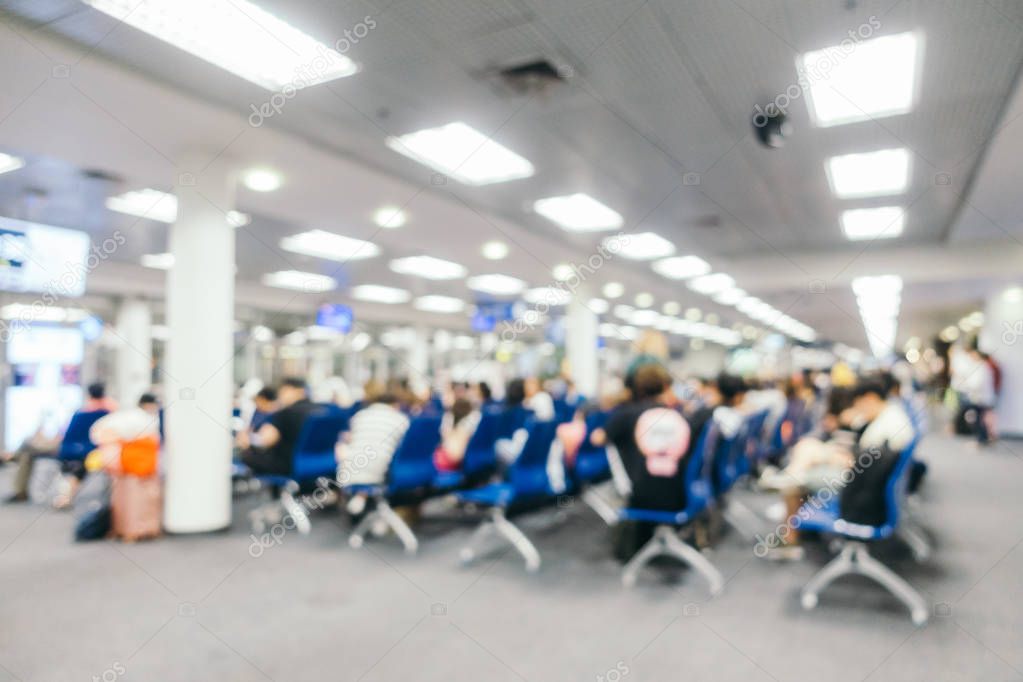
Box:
566;292;599;399
115;298;152;406
163;157;236;533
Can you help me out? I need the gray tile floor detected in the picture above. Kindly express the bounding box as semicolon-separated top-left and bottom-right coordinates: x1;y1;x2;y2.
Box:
1;433;1021;682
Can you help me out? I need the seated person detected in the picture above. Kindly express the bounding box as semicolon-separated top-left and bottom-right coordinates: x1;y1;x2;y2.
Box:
237;378;317;476
433;398;480;472
762;378;913;560
546;402;597;494
592;365;694;512
337;392;411;513
250;387;278;432
86;394;162;478
84;382;119;413
523;376;555;421
138;393;160;417
495;379;531;463
3;422;61;504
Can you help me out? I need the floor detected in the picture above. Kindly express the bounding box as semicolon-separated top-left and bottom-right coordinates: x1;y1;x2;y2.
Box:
1;433;1021;682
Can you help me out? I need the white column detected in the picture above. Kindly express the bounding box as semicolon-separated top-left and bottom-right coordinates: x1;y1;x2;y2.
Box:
406;325;430;393
163;158;236;533
980;284;1023;437
307;343;333;393
115;298;152;405
565;293;599;399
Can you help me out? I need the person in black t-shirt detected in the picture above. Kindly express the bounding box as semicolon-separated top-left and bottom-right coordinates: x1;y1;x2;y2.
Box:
239;378;317;476
592;365;694;511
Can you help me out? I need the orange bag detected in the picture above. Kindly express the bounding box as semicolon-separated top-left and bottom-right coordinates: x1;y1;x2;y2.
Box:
120;436;160;477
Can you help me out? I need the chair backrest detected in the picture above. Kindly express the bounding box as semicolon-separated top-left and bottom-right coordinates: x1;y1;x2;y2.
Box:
883;435;920;530
291;404;349;480
494;405;531;440
711;418;754;495
742;409;770;461
553;399;576;424
59;410;109;461
507;420;559;498
684;421;718;516
577;411;609;455
463;411;499;478
387;415;442;492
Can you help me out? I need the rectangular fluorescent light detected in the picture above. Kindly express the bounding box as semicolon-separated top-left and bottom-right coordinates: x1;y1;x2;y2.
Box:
687;273;735;295
826;148;910;198
262;270;336;293
350;284;411;304
107;188;250;226
466;274;526;296
81;0;357;91
0;152;25;175
841;206;904;241
853;275;902;357
651;255;710;280
799;31;921;127
524;287;571;306
414;295;465;313
141;253;175;270
389;255;467;280
713;287;746;306
385;122;534;186
280;230;380;262
607;232;675;260
534;193;623;232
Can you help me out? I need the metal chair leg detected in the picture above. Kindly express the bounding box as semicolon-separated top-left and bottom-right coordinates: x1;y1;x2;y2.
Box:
348;509;378;549
459;518;497;565
897;520;932;563
622;526;724;596
855;545;929;626
582;486;619;526
280;482;311;535
801;542;928;626
491;508;541;572
801;543;857;609
663;530;725;595
621;529;669;588
376;500;419;555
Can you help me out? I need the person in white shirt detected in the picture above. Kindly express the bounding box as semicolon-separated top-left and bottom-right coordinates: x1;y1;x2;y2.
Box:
337;394;410;514
951;344;996;444
523;376;555;421
761;378;913;561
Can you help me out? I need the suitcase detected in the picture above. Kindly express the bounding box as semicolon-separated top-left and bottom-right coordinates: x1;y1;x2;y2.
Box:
110;475;162;542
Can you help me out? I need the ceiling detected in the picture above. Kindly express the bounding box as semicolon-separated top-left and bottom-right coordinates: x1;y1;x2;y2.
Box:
0;0;1021;351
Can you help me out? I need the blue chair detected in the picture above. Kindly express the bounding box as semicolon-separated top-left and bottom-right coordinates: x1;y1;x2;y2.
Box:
797;436;928;625
249;404;349;535
431;411;500;490
58;410;109;462
346;415;442;555
456;420;560;572
567;412;620;525
619;424;725;595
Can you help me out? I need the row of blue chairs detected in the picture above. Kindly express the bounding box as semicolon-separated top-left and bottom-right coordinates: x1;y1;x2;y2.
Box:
244;396;930;623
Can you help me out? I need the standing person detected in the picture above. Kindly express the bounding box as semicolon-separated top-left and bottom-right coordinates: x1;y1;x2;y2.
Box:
952;343;996;446
238;378;317;476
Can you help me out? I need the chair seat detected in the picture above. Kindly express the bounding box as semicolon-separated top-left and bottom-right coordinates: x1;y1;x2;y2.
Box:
432;470;465;489
796;500;892;540
573;451;609;483
345;483;386;496
456;483;516;507
619;507;691;525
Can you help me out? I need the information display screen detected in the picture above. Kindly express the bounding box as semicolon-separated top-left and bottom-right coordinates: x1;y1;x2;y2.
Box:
0;217;92;296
